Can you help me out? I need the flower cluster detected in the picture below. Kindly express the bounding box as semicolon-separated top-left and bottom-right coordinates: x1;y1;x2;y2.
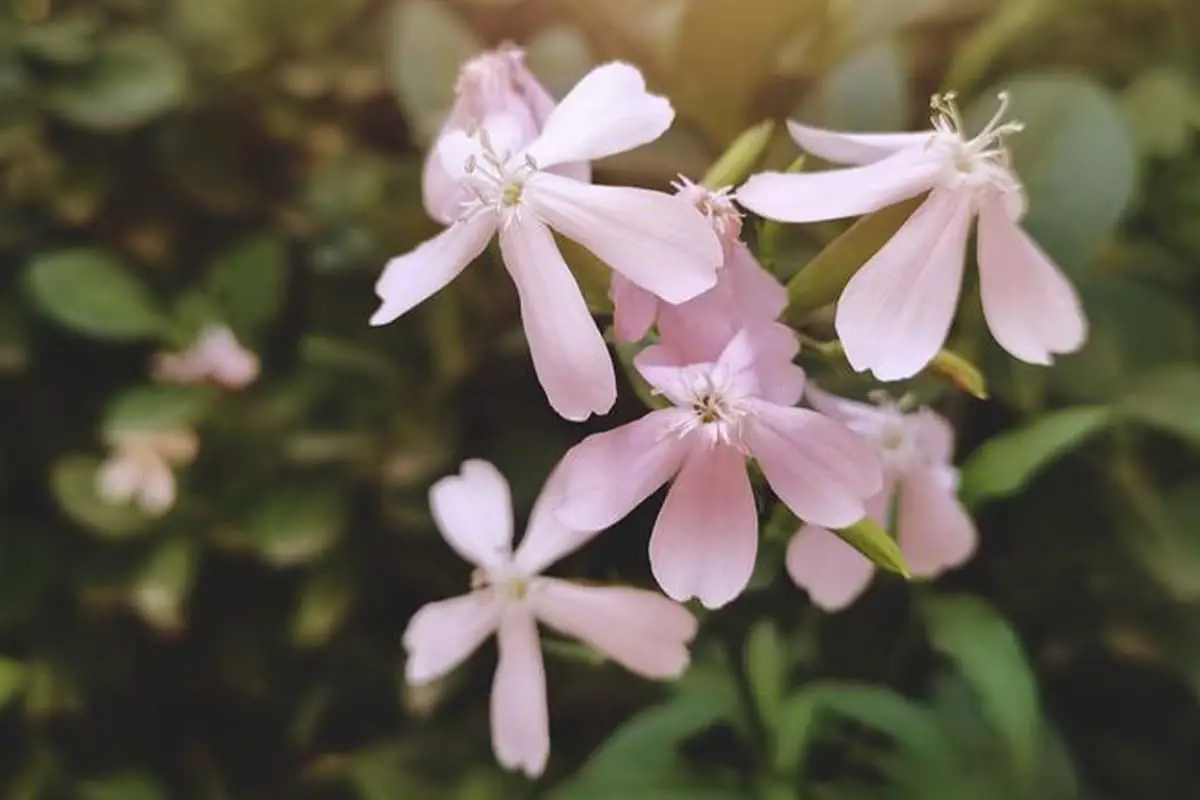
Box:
379;48;1088;776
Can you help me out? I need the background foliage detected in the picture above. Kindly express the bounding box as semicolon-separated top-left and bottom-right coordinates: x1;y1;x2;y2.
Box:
1;0;1200;797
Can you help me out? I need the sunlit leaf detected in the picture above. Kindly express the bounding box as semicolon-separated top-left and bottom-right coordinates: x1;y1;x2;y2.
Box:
102;385;215;438
130;536;198;634
291;564;355;648
243;486;347;566
51;456;154;539
833;516;909;577
701;120;776;190
25;249;167;340
77;772;166;800
0;658;27;710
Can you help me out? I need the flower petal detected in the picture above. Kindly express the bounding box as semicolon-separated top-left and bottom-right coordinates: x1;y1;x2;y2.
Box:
735;149;940;223
499;217;616;421
403;590;501;685
835;189;973;381
532;578;697;678
138;461;177;515
785;525;876;611
913;408;956;466
745;402;882;529
490;607;550;778
526;62;673;168
370;214;497;326
553;409;692;532
609;272;660;342
527;173;720;304
429;460;514;569
650;445;758;609
786;120;934;165
976;192;1087;365
896;468;977;577
422;147;472;226
512;459;606;575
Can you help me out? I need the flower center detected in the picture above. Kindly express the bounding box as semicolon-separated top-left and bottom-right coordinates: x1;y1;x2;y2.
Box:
459;127;538;222
849;392;922;475
672;176;742;242
663;367;748;450
927;91;1025;191
469;566;528;600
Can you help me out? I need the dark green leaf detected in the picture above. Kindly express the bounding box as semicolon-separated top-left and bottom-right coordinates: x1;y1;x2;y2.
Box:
243;487;346;566
77;772;166;800
803;681;950;767
744;621;787;730
25;249;166;340
51;456;154;539
0;658;27;710
103;385;215;437
130;536;198;634
1117;365;1200;446
207;236;287;337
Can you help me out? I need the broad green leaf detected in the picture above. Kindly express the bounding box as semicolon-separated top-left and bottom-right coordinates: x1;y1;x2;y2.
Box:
552;689;738;800
0;658;27;710
291;564;355;648
802;680;950;767
243;486;346;566
744;621;787;730
102;385;214;438
25;249;166;340
130;536;197;634
966;75;1137;279
783;195;923;322
51;456;154;539
923;595;1041;778
702;120;777;190
959;406;1112;507
19;12;102;64
46;31;188;130
386;0;481;143
803;38;911;134
207;236;287;336
77;772;166;800
1122;68;1197;158
833;517;908;577
1117;365;1200;446
772;690;818;776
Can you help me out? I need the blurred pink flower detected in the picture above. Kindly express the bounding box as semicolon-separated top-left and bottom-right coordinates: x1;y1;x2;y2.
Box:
402;460;697;778
553;329;882;609
153;325;259;390
610;178;786;361
423;44;590;225
737;92;1087;381
96;428;199;516
786;387;977;611
372;63;723;421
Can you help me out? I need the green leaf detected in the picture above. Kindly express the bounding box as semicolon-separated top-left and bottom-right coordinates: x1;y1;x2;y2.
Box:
102;385;214;438
51;456;154;539
559;236;614;315
0;658;28;710
802;681;950;767
207;236;287;337
804;38;911;134
46;31;188;130
130;536;198;634
386;0;481;143
783;196;923;322
76;772;167;800
923;595;1041;778
772;690;818;776
25;249;166;340
553;690;739;800
833;517;909;577
702;120;777;190
959;406;1112;507
1117;365;1200;446
966;75;1137;279
291;564;355;648
19;12;102;64
1122;68;1197;158
243;486;346;566
744;621;787;731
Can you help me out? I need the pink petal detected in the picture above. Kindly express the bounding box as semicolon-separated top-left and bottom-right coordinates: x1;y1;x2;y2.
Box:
429;460;514;569
553;409;692;531
835;189;973;381
912;408;956;466
976;192;1087;365
785;525;876;611
744;402;881;529
527;173;721;304
490;607;550;778
609;272;660;342
370;214;496;326
735;149;940;223
650;445;758;609
531;578;697;678
402;590;501;685
803;383;870;424
740;323;806;407
786;120;934;165
526;62;673;168
512;459;606;575
499;217;616;422
422;147;472;226
896;468;977;577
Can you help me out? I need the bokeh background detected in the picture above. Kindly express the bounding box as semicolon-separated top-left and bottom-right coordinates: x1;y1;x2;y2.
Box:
2;0;1200;797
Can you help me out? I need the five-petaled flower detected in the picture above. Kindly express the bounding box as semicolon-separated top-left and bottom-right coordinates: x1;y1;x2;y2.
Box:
786;387;977;611
371;62;723;422
153;325;259;390
402;460;697;778
737;92;1088;381
552;328;882;609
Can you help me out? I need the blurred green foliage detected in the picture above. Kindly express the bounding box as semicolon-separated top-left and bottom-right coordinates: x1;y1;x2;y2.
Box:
1;0;1200;797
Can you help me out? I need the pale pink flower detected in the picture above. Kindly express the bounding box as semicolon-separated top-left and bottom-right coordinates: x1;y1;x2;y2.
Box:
96;428;199;516
610;177;787;359
153;325;259;390
372;63;723;421
552;328;882;609
423;44;590;225
737;92;1088;381
402;460;697;778
786;387;977;611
